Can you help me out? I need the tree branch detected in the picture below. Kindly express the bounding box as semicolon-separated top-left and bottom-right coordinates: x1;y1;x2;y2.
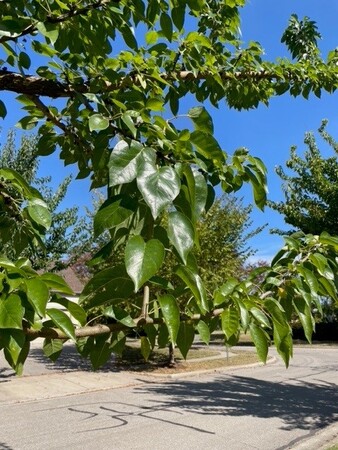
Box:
0;69;279;99
23;306;231;341
27;95;68;132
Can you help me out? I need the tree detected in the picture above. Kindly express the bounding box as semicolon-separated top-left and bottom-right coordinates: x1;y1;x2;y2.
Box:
270;120;338;236
1;1;338;373
0;130;90;269
76;193;263;287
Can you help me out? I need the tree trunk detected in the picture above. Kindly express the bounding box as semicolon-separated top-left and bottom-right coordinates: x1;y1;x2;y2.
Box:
168;343;176;367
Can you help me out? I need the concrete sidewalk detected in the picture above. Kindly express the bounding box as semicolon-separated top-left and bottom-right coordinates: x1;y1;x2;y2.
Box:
0;339;152;404
0;339;262;405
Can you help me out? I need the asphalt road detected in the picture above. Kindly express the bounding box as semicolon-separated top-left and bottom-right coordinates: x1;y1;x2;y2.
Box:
1;346;338;450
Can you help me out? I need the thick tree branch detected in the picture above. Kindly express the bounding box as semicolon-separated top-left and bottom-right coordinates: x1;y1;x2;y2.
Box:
23;306;231;340
0;68;279;99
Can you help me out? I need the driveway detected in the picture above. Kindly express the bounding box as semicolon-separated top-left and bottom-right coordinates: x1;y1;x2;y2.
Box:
0;346;338;450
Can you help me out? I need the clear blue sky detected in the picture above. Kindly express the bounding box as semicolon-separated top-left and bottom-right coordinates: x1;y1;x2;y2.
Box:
0;1;337;262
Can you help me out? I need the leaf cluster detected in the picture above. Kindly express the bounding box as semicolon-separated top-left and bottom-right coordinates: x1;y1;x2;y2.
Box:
1;1;338;371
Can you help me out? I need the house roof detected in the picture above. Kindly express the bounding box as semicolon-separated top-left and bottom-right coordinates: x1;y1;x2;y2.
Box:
58;267;84;294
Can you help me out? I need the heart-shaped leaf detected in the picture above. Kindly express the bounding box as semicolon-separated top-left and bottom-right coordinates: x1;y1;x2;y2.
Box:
109;140;145;186
125;236;165;292
88;113;109;131
137;158;180;219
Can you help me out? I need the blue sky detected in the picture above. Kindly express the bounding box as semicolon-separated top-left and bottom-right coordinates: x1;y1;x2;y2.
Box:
0;1;338;262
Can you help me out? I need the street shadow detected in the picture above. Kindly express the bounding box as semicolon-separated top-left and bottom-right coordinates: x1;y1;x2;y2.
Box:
0;367;15;382
28;345;119;373
135;374;338;431
27;345;168;373
0;443;14;450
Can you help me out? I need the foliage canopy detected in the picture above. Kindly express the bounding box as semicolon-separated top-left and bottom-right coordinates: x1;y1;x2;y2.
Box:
271;121;338;236
0;131;89;268
1;0;338;372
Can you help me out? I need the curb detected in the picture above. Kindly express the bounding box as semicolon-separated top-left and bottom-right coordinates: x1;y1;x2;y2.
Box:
291;422;338;450
147;355;277;379
0;352;277;405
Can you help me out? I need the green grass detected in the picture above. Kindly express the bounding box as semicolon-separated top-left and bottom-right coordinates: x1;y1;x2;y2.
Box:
114;344;261;374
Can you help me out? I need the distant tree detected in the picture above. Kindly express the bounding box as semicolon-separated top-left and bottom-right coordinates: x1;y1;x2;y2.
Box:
0;130;89;269
79;193;264;289
270;120;338;236
194;195;265;293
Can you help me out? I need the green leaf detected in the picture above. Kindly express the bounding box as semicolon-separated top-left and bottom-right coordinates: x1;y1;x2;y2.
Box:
175;265;208;313
177;322;195;359
52;297;87;326
137;163;181;219
298;267;319;294
110;331;126;356
125;236;165;292
103;305;135;327
190;130;225;167
158;294;180;344
146;98;164;111
13;339;30;375
171;6;185;31
249;323;269;363
0;294;24;329
94;196;135;237
90;337;111;370
237;299;250;330
309;253;333;279
16;116;38;130
250;307;271;329
80;265;135;309
188;106;214;134
157;322;169;348
88;114;109;131
121;25;138;50
141;336;152;361
160;13;173;41
27;198;52;230
146;30;158;45
193;170;208;217
43;338;63;362
214;278;238;306
46;308;76;341
36;22;59;44
2;329;25;365
318;276;337;300
221;306;239;339
25;278;49;317
319;232;338;250
244;167;267;210
144;324;157;349
109;140;145;187
121;113;137;138
167;211;194;264
39;273;74;295
0;100;7;118
293;298;314;343
18;51;31;69
196;320;210;345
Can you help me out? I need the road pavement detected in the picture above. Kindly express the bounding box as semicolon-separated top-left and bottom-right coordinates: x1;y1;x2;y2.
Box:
0;344;338;450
